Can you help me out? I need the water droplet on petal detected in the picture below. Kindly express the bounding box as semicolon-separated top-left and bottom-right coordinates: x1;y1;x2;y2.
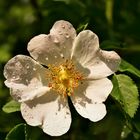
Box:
59;31;63;35
62;25;65;28
26;65;30;69
13;76;16;79
54;38;59;44
65;33;70;38
60;53;64;58
12;75;20;81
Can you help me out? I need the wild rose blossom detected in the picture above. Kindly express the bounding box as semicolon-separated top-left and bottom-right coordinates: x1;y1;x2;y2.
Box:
4;20;121;136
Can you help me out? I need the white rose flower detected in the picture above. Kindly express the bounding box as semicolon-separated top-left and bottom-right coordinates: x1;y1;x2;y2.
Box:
4;20;121;136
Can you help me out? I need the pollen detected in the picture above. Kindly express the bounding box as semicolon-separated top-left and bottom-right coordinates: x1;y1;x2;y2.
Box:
47;60;84;97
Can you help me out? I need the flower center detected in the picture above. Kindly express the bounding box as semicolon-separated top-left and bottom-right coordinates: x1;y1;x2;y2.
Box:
47;60;83;97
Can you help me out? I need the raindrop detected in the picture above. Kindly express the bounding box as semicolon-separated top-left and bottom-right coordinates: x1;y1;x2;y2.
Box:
60;53;64;58
13;76;16;79
58;31;63;35
62;25;65;28
65;33;70;38
12;76;19;81
54;38;59;44
15;62;21;67
26;65;30;69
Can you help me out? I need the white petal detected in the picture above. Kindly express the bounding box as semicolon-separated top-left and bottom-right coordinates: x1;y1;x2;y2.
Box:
87;50;121;79
27;34;64;65
4;55;49;102
21;92;71;136
71;30;121;79
76;78;112;103
71;30;99;65
71;78;112;121
72;100;106;122
50;20;76;49
28;20;76;66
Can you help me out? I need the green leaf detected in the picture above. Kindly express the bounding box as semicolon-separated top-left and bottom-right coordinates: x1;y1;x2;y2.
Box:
6;123;44;140
119;59;140;78
76;23;88;33
111;74;139;118
2;100;20;113
5;123;27;140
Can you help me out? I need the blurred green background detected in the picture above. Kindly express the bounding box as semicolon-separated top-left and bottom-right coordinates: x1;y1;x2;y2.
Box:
0;0;140;140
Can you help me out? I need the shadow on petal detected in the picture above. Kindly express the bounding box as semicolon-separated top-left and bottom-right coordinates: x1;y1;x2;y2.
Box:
24;90;69;112
71;81;93;108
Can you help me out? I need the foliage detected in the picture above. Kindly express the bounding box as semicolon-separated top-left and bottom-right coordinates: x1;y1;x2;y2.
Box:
2;100;20;113
0;0;140;139
111;74;139;118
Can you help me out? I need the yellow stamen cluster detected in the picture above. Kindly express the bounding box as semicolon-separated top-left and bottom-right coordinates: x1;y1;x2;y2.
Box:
47;60;83;97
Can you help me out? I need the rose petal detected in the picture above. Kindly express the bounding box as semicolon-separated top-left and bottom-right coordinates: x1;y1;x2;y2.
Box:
71;78;112;121
28;20;76;66
87;50;121;79
21;92;71;136
72;100;106;122
75;78;112;103
50;20;76;57
71;30;121;79
4;55;49;102
71;30;99;64
27;34;64;66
